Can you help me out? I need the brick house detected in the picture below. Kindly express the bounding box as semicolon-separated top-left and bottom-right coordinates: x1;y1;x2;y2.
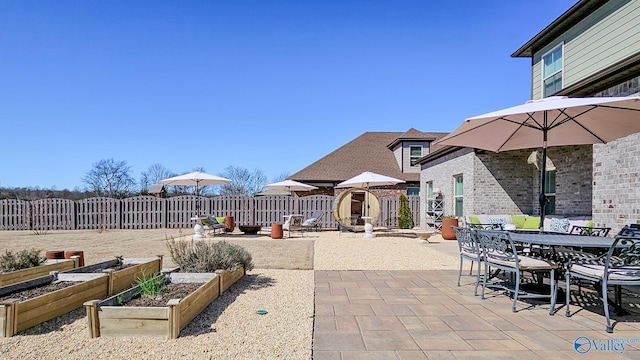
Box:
416;0;640;231
289;128;448;197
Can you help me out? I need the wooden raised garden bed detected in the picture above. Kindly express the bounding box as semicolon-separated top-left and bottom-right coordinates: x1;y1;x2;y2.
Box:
0;272;109;337
84;267;245;339
0;258;79;287
65;256;163;295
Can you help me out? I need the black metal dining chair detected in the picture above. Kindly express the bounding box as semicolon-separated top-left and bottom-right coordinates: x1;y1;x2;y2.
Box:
565;225;640;332
476;229;558;314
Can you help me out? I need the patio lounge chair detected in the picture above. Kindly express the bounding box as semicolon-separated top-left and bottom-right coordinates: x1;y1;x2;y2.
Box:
565;225;640;332
283;215;305;237
301;210;324;231
202;216;226;236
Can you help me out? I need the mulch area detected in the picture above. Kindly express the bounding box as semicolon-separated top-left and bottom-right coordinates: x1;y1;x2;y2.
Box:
0;281;76;302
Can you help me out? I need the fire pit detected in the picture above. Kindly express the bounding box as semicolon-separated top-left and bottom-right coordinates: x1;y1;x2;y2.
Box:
238;225;261;235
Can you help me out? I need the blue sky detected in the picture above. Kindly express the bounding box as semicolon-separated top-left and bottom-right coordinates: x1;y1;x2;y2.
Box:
0;0;578;190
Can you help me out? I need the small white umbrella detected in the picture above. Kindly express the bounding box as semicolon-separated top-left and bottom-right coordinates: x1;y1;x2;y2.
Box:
265;179;317;213
161;171;231;215
265;179;318;192
335;171;405;189
335;171;405;217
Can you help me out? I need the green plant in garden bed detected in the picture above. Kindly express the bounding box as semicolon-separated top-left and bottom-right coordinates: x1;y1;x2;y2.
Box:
0;248;46;272
166;238;254;272
136;272;166;297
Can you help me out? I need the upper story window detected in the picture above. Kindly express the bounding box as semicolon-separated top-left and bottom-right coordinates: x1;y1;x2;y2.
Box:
410;146;422;166
542;44;563;97
407;187;420;196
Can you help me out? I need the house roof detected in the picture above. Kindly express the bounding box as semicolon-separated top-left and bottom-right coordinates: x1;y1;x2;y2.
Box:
511;0;608;58
289;130;448;184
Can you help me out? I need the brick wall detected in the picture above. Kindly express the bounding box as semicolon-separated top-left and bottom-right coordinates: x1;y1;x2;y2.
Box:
420;146;592;224
592;76;640;231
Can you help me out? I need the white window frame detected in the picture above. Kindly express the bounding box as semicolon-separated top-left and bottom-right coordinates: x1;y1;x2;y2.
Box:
541;43;564;97
454;175;463;217
410;146;422;166
425;182;433;212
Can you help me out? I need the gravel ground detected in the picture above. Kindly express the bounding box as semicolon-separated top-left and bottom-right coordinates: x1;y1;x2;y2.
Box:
0;229;460;359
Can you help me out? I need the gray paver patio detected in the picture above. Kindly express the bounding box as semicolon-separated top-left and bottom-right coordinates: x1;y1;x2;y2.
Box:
313;270;640;359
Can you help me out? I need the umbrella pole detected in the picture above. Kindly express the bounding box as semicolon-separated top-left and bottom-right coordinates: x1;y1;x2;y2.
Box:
538;116;548;232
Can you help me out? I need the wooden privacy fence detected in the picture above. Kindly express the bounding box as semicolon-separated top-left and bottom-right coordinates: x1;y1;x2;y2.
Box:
0;195;420;231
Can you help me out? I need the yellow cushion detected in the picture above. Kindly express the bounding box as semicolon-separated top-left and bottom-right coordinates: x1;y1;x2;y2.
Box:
511;215;527;229
522;216;540;229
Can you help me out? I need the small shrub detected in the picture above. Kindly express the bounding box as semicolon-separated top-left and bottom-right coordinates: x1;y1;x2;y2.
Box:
0;248;46;272
166;238;254;273
398;194;414;229
136;272;165;297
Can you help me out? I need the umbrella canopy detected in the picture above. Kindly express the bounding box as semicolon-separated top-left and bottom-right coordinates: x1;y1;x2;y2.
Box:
433;95;640;230
265;179;318;192
255;189;291;196
335;171;405;189
335;171;404;219
264;180;317;213
160;171;231;215
160;171;231;189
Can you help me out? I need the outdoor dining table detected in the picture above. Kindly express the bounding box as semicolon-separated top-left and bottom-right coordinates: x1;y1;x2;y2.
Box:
506;231;615;248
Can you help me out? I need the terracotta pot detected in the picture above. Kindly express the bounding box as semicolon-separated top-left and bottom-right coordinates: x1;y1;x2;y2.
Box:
441;218;459;240
271;223;283;239
46;250;65;260
224;216;235;232
65;250;85;266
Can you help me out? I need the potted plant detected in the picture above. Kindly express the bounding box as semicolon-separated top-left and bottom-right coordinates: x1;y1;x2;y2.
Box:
441;215;459;240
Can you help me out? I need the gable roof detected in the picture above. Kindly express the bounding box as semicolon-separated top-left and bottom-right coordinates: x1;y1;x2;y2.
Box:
289;129;448;184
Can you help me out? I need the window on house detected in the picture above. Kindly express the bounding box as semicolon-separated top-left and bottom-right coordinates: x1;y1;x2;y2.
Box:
407;187;420;196
544;169;556;215
542;44;563;97
410;146;422;165
454;175;463;217
426;182;433;212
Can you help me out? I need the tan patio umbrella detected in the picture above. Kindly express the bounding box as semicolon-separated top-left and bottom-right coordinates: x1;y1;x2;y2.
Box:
433;95;640;231
160;171;231;215
264;179;318;213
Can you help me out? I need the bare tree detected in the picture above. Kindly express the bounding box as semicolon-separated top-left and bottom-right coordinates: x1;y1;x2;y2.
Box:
271;173;290;183
140;164;175;192
82;159;136;199
218;166;266;197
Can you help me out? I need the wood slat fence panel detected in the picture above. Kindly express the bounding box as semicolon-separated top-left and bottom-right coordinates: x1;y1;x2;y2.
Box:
121;196;165;229
31;198;75;230
77;197;120;230
166;195;198;228
297;195;335;229
0;194;420;231
0;199;29;230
